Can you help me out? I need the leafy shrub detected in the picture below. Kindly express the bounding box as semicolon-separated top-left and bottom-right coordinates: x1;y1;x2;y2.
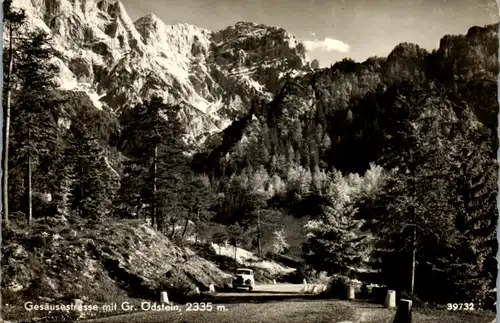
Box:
326;275;352;299
307;269;330;285
158;270;197;303
279;264;331;285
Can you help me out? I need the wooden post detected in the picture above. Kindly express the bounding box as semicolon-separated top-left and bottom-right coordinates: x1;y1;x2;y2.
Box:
385;290;396;309
393;299;412;323
347;286;355;300
73;299;83;308
73;298;84;319
160;291;169;304
257;209;262;259
301;279;308;292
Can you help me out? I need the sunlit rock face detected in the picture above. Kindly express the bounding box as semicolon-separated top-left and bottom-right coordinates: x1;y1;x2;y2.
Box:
8;0;310;144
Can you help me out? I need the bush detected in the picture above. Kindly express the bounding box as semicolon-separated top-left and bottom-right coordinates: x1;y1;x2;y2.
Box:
307;270;330;285
158;270;197;303
279;264;332;285
326;275;352;299
285;268;330;284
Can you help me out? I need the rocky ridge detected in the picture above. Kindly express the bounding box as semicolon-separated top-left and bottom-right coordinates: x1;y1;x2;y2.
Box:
7;0;310;144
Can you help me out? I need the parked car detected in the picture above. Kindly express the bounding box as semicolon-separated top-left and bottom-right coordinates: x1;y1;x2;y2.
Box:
232;268;255;291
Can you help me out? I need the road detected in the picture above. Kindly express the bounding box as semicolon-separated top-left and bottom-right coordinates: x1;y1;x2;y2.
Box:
217;283;327;296
85;283;359;323
83;283;496;323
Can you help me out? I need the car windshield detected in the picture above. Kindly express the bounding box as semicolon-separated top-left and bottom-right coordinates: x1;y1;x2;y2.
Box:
237;270;252;275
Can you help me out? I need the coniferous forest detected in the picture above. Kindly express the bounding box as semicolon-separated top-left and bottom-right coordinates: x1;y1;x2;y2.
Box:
1;0;498;317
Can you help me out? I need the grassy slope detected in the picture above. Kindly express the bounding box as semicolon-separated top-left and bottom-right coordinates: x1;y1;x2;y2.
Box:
83;299;494;323
355;303;494;323
85;300;359;323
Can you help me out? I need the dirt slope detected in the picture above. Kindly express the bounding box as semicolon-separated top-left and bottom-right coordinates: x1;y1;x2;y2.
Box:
1;217;231;321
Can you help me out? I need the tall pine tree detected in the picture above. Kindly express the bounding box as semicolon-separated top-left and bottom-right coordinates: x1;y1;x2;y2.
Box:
66;106;118;220
2;0;26;227
303;171;369;277
118;97;191;234
9;30;67;226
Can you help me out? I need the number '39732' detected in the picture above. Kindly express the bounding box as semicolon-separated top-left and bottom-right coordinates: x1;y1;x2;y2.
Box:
446;303;474;311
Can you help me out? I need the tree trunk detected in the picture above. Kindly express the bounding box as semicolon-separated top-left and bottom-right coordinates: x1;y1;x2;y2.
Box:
181;217;189;239
152;145;157;230
28;150;32;227
409;163;417;295
410;225;416;294
3;23;14;227
234;240;237;272
170;219;176;239
257;209;262;259
79;163;84;198
195;209;199;245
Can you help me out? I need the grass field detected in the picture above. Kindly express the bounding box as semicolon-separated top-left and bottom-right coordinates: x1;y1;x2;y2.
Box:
84;299;495;323
354;302;494;323
85;300;357;323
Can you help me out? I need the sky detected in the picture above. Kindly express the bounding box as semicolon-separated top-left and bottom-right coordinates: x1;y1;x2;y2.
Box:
121;0;499;67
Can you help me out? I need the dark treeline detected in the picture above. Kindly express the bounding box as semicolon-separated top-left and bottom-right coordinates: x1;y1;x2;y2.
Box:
2;0;497;307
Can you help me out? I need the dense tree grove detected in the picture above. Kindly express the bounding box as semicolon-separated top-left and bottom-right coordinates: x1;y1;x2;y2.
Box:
2;0;497;306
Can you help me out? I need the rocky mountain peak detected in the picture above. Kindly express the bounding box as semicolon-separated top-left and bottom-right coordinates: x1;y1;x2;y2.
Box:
8;0;311;144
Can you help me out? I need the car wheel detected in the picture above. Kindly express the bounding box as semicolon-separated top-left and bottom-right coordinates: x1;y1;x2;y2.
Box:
248;286;253;292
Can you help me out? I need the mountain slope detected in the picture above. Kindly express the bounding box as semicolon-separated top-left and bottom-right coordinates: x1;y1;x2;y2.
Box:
7;0;310;144
195;23;498;177
1;216;229;320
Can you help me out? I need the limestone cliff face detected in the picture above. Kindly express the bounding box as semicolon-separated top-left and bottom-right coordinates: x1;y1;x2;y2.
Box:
8;0;310;144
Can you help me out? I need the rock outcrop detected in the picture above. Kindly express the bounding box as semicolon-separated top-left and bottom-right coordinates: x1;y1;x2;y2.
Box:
7;0;310;144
